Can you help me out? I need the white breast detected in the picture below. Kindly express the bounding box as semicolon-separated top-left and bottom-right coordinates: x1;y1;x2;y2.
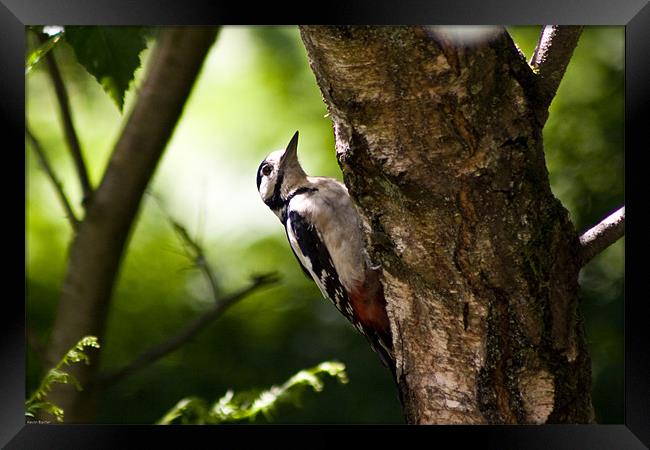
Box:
287;177;367;292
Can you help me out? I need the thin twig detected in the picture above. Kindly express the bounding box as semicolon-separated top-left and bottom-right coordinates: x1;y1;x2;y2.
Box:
171;221;222;300
39;33;93;206
579;206;625;266
99;272;280;387
149;192;221;298
26;128;80;230
530;25;583;114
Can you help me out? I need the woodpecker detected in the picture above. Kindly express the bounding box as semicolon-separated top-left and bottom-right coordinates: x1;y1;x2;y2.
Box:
257;131;394;372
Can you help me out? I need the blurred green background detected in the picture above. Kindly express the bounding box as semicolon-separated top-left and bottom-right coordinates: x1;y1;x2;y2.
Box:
25;26;624;424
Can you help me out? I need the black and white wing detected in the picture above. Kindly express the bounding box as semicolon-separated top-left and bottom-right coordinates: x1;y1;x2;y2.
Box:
283;196;395;373
284;226;312;279
285;209;355;323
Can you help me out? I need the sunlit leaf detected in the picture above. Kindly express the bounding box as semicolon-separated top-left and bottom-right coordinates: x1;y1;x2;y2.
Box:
25;31;64;75
26;401;65;422
157;397;209;425
25;336;100;422
158;361;348;425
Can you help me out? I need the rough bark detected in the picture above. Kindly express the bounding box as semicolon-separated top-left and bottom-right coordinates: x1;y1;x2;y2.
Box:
43;27;219;422
300;25;593;424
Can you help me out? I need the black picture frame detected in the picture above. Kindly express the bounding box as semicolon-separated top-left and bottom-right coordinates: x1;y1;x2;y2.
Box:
3;0;648;448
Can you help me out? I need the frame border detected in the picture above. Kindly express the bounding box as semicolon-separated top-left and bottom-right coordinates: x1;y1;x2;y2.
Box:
4;0;648;447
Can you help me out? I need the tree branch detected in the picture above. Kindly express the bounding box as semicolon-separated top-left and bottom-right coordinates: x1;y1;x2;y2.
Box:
26;127;80;230
43;27;220;422
579;206;625;266
530;25;583;113
100;272;280;387
39;33;93;206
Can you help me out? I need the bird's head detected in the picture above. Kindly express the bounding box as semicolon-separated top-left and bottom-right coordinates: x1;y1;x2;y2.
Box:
257;130;307;211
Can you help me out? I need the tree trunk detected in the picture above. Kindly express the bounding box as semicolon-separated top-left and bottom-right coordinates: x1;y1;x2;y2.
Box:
299;25;593;424
43;27;218;423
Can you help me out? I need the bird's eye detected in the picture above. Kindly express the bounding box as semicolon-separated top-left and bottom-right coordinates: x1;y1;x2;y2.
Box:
261;164;273;176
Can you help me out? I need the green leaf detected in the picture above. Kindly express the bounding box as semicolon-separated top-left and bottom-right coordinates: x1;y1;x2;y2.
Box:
26;401;65;422
157;397;209;425
63;336;100;366
64;26;148;111
25;335;100;422
25;29;64;75
157;361;349;425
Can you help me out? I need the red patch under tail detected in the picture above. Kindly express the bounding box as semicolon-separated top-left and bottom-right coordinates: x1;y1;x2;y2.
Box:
349;268;394;370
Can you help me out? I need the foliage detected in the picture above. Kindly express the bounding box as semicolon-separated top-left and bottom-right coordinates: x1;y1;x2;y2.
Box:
157;361;348;424
26;26;150;111
63;26;149;111
25;336;100;422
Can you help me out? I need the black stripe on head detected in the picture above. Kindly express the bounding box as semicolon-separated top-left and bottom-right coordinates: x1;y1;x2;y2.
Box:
264;168;285;211
256;160;266;191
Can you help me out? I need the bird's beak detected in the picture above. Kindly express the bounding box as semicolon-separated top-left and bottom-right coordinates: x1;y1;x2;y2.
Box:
280;130;299;167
